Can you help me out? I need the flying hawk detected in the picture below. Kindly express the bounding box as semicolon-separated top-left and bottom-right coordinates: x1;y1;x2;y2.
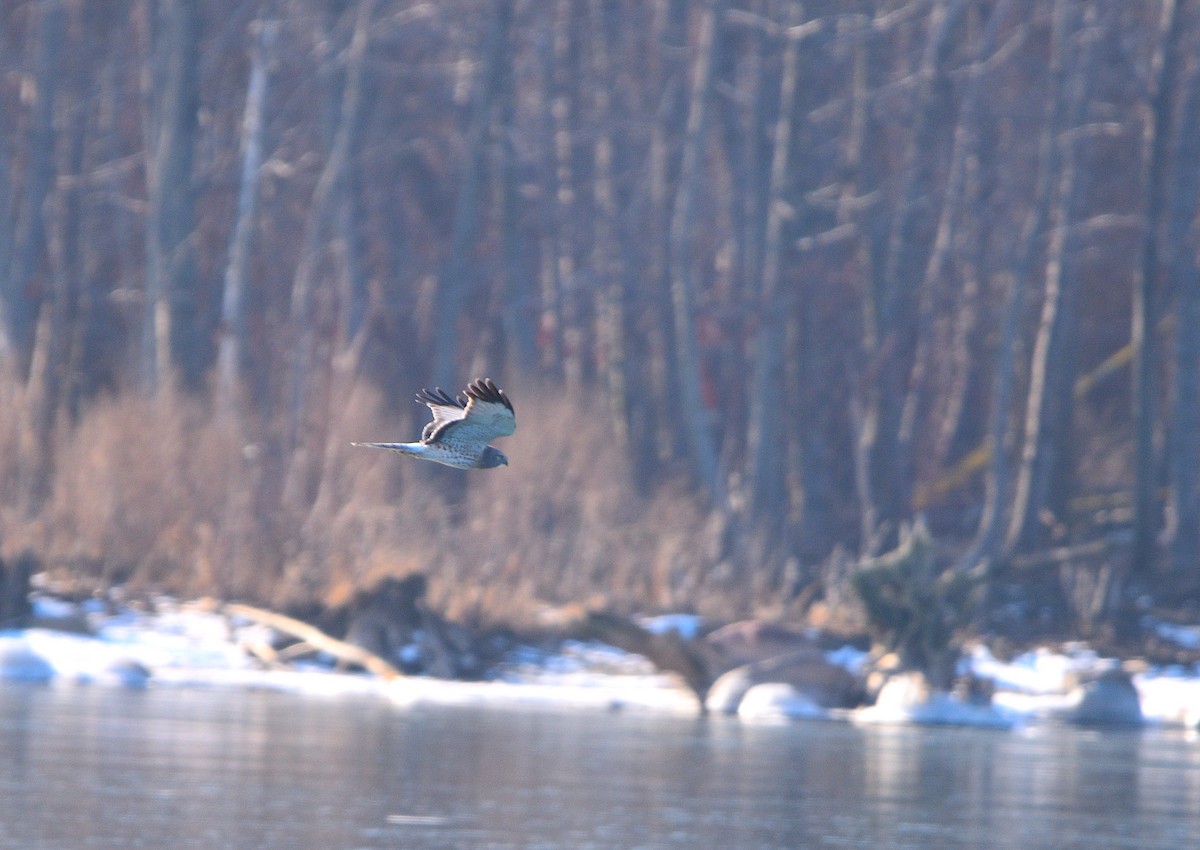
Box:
352;378;515;469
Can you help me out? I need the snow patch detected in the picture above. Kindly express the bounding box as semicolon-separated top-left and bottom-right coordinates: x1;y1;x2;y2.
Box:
737;684;828;722
854;674;1014;729
6;593;1200;729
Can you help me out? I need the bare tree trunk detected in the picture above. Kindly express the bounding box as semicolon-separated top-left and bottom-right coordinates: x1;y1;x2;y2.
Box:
71;13;135;417
668;0;727;504
1169;260;1200;588
1004;193;1083;553
863;0;966;544
549;0;589;391
912;1;1013;482
724;3;767;462
283;0;375;510
747;4;803;519
894;0;972;488
1001;0;1089;555
633;0;690;489
142;0;201;395
531;28;564;382
1165;3;1200;588
836;18;880;556
964;267;1023;572
23;38;91;511
217;18;276;421
336;69;372;348
489;23;536;375
589;0;632;453
310;1;372;357
1130;0;1186;576
947;0;1025;571
6;0;65;378
429;0;513;388
0;86;12;365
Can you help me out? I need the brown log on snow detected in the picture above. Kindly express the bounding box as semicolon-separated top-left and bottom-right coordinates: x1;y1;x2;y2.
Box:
225;602;401;681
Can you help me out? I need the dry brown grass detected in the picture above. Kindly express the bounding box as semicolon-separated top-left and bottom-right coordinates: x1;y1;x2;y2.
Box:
5;374;781;624
38;391;253;596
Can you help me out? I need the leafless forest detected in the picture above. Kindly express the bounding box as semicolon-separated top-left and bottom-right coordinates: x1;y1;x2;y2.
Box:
1;0;1198;637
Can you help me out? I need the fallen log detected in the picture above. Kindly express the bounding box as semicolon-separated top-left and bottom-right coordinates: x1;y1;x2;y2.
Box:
579;611;719;710
225;602;402;680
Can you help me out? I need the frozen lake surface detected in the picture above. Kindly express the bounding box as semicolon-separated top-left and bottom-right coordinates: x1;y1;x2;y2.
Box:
1;683;1198;850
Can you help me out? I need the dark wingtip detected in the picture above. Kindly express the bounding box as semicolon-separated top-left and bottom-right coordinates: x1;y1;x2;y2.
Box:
416;386;465;409
465;377;513;412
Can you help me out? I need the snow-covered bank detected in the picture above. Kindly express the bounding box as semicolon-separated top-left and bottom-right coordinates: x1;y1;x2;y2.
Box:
0;600;701;712
3;595;1200;729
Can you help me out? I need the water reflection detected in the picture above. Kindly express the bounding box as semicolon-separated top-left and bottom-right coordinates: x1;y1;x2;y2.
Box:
0;684;1197;849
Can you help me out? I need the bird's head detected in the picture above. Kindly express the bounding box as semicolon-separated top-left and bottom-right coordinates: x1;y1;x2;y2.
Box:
480;447;509;468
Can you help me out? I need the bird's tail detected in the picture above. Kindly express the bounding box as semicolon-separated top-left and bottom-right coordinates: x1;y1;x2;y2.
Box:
351;441;422;457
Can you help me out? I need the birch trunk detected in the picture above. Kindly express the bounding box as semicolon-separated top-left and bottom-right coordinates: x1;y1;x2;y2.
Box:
142;0;201;395
589;0;631;453
216;19;276;421
999;0;1088;556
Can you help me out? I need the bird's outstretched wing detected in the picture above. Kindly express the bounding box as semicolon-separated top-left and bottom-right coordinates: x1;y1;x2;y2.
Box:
423;378;515;446
416;386;469;442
